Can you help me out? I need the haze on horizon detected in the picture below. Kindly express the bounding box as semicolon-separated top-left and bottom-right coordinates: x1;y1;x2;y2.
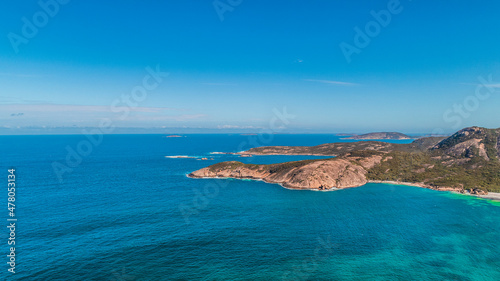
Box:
1;0;500;135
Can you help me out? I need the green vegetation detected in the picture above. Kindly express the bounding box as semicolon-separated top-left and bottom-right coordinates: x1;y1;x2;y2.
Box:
209;161;261;172
267;159;324;174
367;149;500;192
367;151;435;183
481;129;499;160
346;150;384;157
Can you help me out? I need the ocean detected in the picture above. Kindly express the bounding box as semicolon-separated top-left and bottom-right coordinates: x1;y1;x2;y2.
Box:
1;134;499;280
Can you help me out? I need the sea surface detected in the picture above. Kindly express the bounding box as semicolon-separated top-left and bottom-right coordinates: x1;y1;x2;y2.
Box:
1;134;499;280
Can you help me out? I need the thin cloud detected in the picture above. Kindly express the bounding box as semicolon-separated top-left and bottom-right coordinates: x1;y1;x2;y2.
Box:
0;96;51;104
0;104;205;126
303;79;358;86
201;83;238;86
460;82;500;88
217;125;262;129
0;73;52;78
1;104;185;113
131;114;206;122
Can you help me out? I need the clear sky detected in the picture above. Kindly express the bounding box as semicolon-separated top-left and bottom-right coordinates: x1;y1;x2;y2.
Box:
1;0;500;134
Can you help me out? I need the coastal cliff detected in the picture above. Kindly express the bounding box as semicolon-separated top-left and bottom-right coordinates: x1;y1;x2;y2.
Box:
189;127;500;193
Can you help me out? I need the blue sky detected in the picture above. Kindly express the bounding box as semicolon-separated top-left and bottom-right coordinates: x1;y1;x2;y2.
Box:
1;0;500;134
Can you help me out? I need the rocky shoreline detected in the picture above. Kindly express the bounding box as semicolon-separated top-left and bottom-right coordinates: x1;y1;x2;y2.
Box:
187;173;500;201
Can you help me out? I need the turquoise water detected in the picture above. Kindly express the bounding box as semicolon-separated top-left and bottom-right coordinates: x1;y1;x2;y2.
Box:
0;134;499;280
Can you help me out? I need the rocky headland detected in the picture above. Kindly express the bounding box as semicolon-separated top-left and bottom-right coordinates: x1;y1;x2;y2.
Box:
344;132;412;140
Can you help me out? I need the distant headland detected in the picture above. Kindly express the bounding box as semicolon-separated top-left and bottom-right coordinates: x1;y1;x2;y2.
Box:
343;132;412;140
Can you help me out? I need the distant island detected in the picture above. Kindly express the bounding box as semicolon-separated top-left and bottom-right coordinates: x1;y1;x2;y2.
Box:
165;135;183;138
189;127;500;197
344;132;412;140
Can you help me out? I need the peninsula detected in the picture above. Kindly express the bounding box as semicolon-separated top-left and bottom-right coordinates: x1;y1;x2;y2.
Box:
189;127;500;195
344;132;412;140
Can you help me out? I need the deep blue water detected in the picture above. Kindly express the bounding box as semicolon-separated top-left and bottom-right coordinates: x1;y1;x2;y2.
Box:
0;134;499;280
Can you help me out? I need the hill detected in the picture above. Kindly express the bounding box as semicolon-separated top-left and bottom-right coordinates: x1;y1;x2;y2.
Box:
344;132;412;140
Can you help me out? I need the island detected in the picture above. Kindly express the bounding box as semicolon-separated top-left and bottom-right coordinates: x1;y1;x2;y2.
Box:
189;127;500;195
344;132;412;140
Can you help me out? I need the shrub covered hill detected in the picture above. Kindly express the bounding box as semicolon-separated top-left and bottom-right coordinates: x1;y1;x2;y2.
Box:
189;127;500;193
344;132;411;140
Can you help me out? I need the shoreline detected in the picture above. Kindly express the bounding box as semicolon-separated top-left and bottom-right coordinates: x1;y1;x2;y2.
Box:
186;173;338;191
368;180;500;202
187;174;500;202
237;152;336;157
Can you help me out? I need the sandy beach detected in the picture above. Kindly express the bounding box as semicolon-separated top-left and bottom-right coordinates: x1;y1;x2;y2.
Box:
473;192;500;201
369;180;500;202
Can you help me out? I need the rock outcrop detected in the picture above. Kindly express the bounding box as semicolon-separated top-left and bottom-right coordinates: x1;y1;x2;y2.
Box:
189;154;383;190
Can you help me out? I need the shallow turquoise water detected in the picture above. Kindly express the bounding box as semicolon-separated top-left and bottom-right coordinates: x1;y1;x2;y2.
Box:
0;134;498;280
